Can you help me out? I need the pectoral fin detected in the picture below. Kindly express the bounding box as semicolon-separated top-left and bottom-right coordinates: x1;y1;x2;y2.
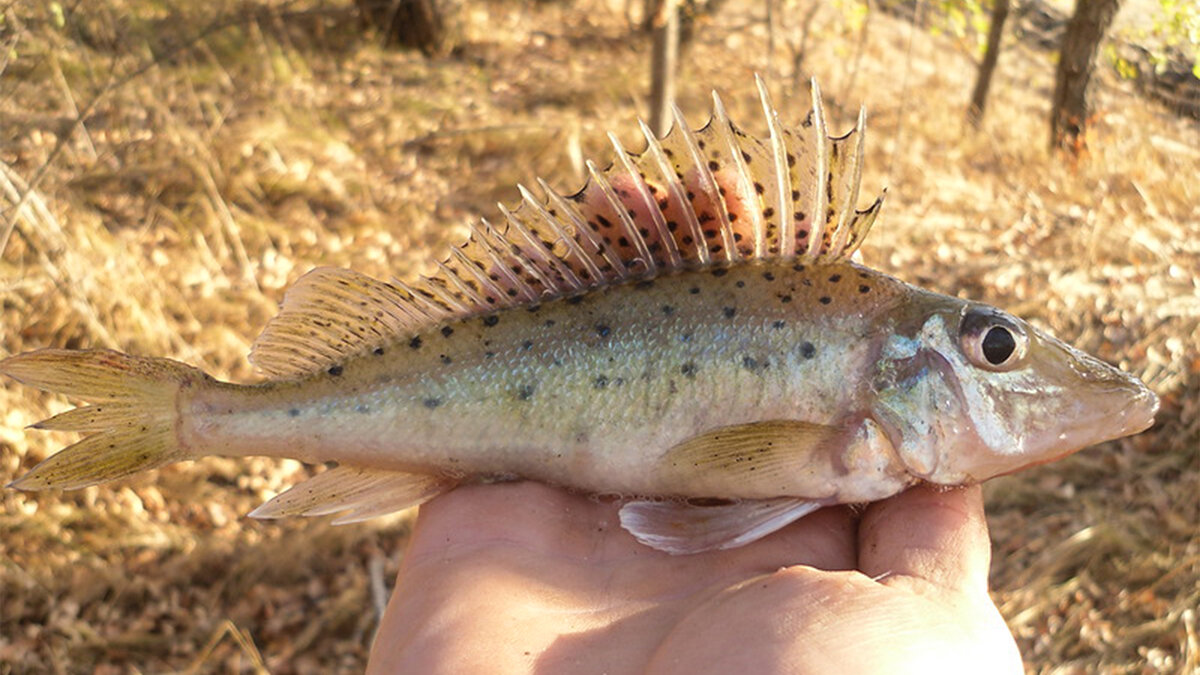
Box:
249;465;455;525
660;420;843;497
618;497;824;554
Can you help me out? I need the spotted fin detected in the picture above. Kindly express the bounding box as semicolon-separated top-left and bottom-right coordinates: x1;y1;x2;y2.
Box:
249;77;883;378
248;465;455;524
618;497;824;554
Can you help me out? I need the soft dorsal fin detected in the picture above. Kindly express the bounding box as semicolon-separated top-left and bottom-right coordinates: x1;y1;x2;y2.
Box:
250;77;884;379
249;267;443;378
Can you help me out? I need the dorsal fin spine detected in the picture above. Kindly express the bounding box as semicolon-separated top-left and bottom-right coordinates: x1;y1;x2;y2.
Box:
482;211;552;293
756;76;795;258
586;159;656;276
420;273;472;315
638;118;709;266
671;104;736;264
392;278;447;323
608;131;683;269
805;81;830;261
537;177;625;277
829;106;868;257
517;183;601;287
475;218;539;303
449;246;505;306
497;202;573;293
710;91;762;259
435;259;487;308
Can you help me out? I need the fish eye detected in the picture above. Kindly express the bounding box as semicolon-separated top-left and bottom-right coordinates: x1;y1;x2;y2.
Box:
959;308;1027;371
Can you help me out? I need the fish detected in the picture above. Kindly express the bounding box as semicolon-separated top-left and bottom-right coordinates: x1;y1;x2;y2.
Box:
1;77;1159;555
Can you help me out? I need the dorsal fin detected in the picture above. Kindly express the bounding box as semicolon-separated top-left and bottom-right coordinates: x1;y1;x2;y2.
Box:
250;78;885;379
422;76;883;308
249;267;437;378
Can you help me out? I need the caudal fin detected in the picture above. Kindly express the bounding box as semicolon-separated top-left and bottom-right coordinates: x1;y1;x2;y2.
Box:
2;349;210;490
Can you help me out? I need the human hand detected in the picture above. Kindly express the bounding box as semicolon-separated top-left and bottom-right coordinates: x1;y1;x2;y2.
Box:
366;482;1022;674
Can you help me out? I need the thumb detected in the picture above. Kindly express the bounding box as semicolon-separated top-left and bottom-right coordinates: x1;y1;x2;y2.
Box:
857;484;992;596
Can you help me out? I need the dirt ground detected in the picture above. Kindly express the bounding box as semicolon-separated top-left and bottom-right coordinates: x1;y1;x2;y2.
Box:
0;0;1196;672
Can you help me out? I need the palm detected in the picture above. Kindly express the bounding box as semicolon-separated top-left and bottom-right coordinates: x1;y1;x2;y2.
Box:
367;482;1022;674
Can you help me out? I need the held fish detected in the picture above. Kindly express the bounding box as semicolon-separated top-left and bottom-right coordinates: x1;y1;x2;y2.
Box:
1;78;1158;554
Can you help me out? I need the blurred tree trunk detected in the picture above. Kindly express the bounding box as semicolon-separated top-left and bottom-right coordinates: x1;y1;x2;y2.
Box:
355;0;460;57
967;0;1010;127
1049;0;1121;155
648;0;679;137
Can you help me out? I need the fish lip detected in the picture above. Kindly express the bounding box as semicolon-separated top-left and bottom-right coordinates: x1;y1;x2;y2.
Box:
1028;378;1159;463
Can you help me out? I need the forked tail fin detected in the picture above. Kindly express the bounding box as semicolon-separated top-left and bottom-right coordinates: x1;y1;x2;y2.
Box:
1;349;211;490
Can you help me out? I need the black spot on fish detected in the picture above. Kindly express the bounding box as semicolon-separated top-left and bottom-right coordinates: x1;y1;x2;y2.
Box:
680;332;693;343
742;356;767;372
859;285;871;294
567;295;585;305
595;324;611;338
689;286;701;295
793;263;806;272
723;307;737;319
800;342;816;359
485;351;496;359
410;336;423;350
288;408;300;418
424;397;443;409
772;320;786;329
819;296;832;305
829;274;842;283
635;280;655;290
594;375;609;389
661;305;676;316
522;340;534;351
356;404;370;414
517;383;537;401
711;268;727;277
527;305;541;313
441;326;454;338
483;315;499;327
763;271;775;281
544;319;557;327
736;280;745;288
681;362;698;378
779;294;793;303
373;347;385;356
327;365;344;377
440;355;453;365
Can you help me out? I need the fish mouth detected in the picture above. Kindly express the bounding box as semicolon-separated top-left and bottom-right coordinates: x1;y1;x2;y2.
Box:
1026;374;1159;467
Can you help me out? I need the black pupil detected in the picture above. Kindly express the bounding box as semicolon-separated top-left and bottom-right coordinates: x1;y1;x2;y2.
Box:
981;326;1016;365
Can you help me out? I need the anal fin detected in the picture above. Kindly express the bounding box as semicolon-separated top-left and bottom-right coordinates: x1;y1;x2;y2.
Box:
249;466;455;525
618;498;824;555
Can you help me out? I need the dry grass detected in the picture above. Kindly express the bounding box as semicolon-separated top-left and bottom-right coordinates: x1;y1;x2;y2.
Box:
0;0;1196;672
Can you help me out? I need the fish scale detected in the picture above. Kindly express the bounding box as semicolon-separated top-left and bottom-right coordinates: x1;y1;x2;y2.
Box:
1;77;1157;554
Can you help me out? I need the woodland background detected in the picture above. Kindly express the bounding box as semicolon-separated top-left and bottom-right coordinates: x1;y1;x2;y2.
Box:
0;0;1197;672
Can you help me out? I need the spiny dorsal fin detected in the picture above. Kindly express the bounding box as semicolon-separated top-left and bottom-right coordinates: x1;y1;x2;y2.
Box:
424;75;883;310
249;78;884;379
